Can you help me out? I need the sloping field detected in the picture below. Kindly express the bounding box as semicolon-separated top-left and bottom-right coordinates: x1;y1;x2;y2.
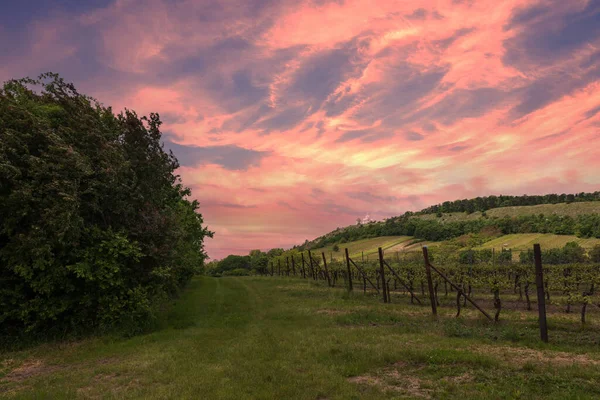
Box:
487;202;600;218
415;201;600;222
313;232;598;262
475;233;600;251
312;236;413;260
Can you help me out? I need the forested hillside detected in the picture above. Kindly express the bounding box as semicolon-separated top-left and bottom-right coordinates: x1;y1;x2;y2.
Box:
0;74;212;340
301;197;600;250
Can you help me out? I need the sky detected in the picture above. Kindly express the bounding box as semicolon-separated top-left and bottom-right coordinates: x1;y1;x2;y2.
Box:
2;0;599;259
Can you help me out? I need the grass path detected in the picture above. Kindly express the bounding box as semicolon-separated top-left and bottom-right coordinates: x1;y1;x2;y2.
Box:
2;277;600;399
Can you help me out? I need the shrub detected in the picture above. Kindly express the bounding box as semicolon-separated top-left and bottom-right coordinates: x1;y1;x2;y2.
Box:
0;74;212;338
223;268;250;276
590;245;600;263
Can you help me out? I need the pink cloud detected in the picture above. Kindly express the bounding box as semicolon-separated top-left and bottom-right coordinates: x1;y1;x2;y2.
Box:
4;0;600;259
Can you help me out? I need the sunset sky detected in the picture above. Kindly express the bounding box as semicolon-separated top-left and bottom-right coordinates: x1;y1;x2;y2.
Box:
2;0;599;259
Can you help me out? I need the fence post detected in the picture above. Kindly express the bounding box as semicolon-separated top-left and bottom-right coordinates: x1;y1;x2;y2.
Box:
322;252;332;287
308;250;315;280
278;259;281;276
291;255;296;276
422;247;437;317
378;247;388;303
301;253;306;278
345;248;353;292
534;244;549;343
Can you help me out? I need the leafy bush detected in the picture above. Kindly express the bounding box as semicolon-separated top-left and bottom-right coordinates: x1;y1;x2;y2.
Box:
0;74;212;338
223;268;250;276
519;242;587;265
590;245;600;263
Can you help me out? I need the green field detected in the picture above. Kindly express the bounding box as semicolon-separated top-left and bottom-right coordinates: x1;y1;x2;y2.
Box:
309;232;599;263
312;236;414;260
416;201;600;223
475;233;600;251
2;277;600;399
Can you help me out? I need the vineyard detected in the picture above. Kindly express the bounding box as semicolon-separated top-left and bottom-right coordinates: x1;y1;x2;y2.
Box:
264;243;600;341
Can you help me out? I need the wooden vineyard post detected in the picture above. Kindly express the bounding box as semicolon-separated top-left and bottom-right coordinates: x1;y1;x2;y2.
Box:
322;252;332;287
270;262;274;276
422;247;437;317
378;248;388;303
308;250;316;280
291;255;296;276
286;257;290;276
278;259;281;276
345;248;353;292
534;244;549;343
301;253;307;279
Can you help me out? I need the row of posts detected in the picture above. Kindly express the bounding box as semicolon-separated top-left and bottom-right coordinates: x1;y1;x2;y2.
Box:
268;244;548;343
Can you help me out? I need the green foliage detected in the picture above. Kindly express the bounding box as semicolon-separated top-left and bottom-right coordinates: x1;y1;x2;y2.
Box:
222;268;250;276
419;192;600;214
0;74;212;338
210;255;251;275
519;242;588;265
590;245;600;263
249;249;269;274
332;244;340;252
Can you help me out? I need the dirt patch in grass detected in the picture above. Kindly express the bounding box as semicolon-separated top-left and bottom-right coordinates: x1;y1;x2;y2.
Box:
77;374;141;399
471;345;600;367
316;309;349;316
1;359;63;383
347;362;432;398
1;356;119;386
442;372;474;384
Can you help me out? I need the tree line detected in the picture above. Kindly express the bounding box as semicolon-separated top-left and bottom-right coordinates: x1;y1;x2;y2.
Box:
205;248;283;276
417;192;600;215
0;74;212;340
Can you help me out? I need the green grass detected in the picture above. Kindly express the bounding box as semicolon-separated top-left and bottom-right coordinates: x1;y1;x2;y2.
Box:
312;236;414;261
475;233;600;251
309;232;598;264
416;201;600;222
3;277;600;399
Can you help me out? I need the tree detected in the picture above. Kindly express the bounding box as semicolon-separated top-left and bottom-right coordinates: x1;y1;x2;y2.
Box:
249;250;269;274
0;74;212;337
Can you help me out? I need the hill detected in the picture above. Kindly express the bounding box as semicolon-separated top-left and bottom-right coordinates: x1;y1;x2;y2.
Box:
416;202;600;222
310;233;600;262
300;195;600;254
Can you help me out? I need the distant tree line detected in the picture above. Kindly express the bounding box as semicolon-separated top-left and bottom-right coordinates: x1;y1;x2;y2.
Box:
417;193;600;215
0;74;212;339
205;248;284;276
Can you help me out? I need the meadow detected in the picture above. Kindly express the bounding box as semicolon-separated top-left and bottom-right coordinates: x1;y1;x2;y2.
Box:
310;233;600;263
2;276;600;399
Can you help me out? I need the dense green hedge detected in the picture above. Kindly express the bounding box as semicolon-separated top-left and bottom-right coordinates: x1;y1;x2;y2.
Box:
0;74;212;338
